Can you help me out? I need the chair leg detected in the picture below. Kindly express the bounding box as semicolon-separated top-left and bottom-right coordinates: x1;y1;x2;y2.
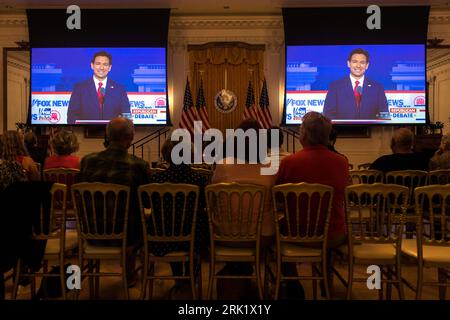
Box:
190;259;197;300
438;268;447;300
148;263;154;299
386;266;392;300
121;258;129;300
255;257;263;300
312;265;317;300
416;264;423;300
95;260;100;299
346;259;353;300
274;255;281;300
11;259;21;299
396;264;404;300
207;255;215;299
88;260;94;299
322;262;330;300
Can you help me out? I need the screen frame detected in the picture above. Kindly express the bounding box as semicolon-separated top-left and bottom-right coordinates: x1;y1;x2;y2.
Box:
282;44;428;127
28;46;171;127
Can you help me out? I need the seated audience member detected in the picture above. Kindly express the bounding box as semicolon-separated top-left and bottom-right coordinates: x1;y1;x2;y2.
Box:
211;119;276;298
79;117;150;286
369;127;429;173
327;127;348;161
276;111;349;298
44;131;80;170
1;131;40;181
24;131;47;167
0;135;26;192
148;139;209;295
429;134;450;170
267;126;291;173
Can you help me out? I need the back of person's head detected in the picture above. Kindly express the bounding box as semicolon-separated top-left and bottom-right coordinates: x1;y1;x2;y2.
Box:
161;139;179;165
391;127;414;153
348;48;370;62
299;112;332;147
235;118;262;163
267;125;284;150
24;131;38;149
329;128;337;147
1;130;29;160
51;131;79;156
106;117;134;148
92;51;112;64
441;134;450;151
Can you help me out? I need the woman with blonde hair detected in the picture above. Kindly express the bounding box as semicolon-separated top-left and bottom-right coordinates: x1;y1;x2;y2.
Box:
1;130;40;181
44;130;80;169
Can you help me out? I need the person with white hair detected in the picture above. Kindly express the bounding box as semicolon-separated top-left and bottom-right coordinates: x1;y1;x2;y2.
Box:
429;134;450;170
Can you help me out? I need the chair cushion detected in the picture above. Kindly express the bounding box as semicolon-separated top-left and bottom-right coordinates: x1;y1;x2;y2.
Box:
279;243;321;257
215;245;256;256
400;239;418;259
352;243;396;261
84;244;122;255
45;230;79;254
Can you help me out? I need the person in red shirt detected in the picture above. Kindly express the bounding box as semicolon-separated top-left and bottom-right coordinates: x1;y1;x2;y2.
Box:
276;111;349;297
44;131;80;170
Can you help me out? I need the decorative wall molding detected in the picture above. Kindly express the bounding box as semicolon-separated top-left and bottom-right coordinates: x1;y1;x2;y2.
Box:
429;11;450;24
170;15;283;29
428;48;450;70
7;58;29;72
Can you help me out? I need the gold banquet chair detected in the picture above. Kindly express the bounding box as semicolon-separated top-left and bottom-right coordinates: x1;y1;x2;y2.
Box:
268;183;334;300
342;183;409;300
71;182;131;299
138;183;201;300
401;184;450;300
349;169;384;185
205;183;266;299
12;183;69;299
386;170;428;237
428;169;450;185
357;163;372;170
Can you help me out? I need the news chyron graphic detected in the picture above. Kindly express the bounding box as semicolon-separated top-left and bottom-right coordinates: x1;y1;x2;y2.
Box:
285;44;426;125
31;48;168;125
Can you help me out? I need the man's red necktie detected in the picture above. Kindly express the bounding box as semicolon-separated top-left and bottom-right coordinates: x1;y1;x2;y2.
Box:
97;82;104;109
354;80;361;109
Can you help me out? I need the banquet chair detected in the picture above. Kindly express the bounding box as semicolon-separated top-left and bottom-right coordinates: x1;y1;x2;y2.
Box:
349;169;383;185
267;183;333;300
428;169;450;185
138;183;200;300
385;170;428;237
357;163;372;170
71;182;130;299
205;183;265;299
340;183;408;300
401;184;450;300
12;183;70;299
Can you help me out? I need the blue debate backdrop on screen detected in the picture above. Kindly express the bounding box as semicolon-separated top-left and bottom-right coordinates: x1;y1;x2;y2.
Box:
31;47;168;125
32;47;166;92
285;44;426;125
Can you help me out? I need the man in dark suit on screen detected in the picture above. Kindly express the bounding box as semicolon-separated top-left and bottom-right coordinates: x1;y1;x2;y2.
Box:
67;51;130;124
322;48;389;120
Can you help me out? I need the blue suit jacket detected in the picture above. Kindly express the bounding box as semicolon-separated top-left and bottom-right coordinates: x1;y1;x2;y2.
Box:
67;78;130;124
322;77;389;120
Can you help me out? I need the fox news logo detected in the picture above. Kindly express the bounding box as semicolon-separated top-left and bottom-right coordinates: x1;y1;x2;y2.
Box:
414;96;425;106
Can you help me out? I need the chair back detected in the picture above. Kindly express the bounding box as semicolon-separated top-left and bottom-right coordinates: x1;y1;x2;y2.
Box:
138;183;199;245
385;170;428;207
348;163;354;170
349;169;383;184
345;183;409;243
205;183;265;244
71;182;130;244
149;167;166;175
357;163;372;170
32;183;67;242
43;168;79;212
428;169;450;185
414;184;450;246
272;183;333;247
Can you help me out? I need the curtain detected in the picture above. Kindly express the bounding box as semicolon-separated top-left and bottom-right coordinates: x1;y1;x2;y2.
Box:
188;43;265;133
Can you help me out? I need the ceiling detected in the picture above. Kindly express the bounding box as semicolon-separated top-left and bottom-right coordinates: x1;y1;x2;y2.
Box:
0;0;449;15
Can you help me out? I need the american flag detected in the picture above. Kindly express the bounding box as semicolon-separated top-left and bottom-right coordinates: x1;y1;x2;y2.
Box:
243;80;258;121
257;78;273;129
195;78;211;132
179;77;197;137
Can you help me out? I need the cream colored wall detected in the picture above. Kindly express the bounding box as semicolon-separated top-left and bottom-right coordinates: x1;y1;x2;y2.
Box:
0;10;448;166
